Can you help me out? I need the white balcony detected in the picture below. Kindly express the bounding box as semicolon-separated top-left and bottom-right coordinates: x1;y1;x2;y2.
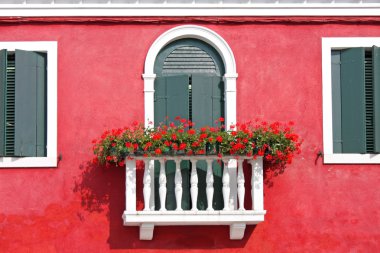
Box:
122;155;266;240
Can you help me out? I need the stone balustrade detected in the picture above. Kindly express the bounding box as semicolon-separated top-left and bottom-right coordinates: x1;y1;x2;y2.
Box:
122;155;266;240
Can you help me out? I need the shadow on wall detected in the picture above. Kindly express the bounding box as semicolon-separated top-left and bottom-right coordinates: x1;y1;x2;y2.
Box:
74;160;260;249
264;161;288;188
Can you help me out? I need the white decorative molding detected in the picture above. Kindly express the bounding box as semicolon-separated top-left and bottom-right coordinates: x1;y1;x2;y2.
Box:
322;37;380;164
143;25;237;128
1;3;380;17
0;41;57;168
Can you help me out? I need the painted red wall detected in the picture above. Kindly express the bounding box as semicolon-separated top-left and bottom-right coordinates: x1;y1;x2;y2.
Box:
0;19;380;252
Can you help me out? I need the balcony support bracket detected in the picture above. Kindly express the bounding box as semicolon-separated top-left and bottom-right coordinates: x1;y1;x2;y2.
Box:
230;223;246;240
140;223;154;240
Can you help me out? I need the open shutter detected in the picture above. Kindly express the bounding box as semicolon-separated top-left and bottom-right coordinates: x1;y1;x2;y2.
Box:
14;50;47;157
373;46;380;153
192;75;224;210
331;51;342;153
192;75;224;127
340;48;366;153
154;75;190;210
154;75;189;126
0;49;6;156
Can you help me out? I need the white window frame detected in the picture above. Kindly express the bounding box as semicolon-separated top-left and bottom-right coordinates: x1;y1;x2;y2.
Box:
0;41;57;168
322;37;380;164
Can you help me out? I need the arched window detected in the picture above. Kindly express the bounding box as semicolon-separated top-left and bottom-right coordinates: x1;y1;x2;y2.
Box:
143;25;237;130
143;25;239;211
153;38;225;211
153;38;225;129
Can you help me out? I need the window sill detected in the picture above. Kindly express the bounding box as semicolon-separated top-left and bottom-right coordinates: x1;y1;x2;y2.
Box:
0;156;57;168
324;153;380;164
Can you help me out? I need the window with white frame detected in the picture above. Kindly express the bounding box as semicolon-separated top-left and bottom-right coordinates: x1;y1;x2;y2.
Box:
0;42;57;168
322;37;380;164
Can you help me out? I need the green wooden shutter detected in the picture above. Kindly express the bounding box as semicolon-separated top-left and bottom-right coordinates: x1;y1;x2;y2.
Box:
14;50;47;157
192;75;224;210
0;49;6;156
154;75;189;126
331;51;342;153
154;75;191;210
192;75;224;127
340;48;366;153
373;46;380;153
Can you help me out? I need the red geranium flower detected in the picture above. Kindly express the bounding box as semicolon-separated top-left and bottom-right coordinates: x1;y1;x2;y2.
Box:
200;133;207;139
155;148;162;155
152;133;162;140
179;143;187;150
197;150;205;155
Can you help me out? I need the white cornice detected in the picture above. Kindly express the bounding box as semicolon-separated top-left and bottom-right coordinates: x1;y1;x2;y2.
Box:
1;4;380;16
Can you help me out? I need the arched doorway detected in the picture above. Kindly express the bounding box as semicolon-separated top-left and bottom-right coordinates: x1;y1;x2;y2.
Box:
143;25;239;211
153;38;225;210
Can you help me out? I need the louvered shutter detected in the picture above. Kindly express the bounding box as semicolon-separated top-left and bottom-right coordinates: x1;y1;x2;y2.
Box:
331;51;342;153
154;75;189;126
1;51;17;157
340;48;366;153
162;46;217;75
191;75;224;210
192;75;224;127
14;50;47;157
154;75;190;210
373;46;380;153
0;49;6;156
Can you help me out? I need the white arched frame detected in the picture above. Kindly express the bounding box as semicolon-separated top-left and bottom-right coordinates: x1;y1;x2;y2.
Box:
142;25;238;129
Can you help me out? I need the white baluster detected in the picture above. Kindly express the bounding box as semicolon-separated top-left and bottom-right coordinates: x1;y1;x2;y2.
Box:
159;159;167;211
125;158;136;212
237;159;245;211
227;159;238;210
222;159;230;211
206;159;214;211
148;160;155;210
190;159;198;211
143;160;151;211
174;159;183;211
249;157;264;211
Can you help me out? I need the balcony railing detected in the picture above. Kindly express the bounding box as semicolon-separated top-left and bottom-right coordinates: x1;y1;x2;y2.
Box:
122;155;266;240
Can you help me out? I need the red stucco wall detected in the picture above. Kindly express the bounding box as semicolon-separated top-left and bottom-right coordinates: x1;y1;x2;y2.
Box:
0;19;380;252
